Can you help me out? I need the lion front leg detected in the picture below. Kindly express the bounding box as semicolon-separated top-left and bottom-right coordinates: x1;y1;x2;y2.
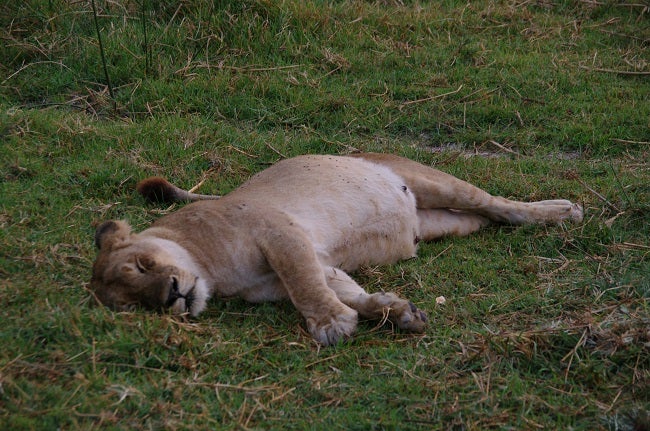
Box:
288;272;359;346
257;226;358;346
324;267;428;333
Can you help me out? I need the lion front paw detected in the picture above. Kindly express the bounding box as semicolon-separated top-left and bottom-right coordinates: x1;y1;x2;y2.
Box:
371;292;428;333
306;306;358;346
397;301;428;332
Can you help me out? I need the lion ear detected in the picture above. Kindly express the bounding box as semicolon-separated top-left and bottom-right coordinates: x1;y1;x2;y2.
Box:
94;220;132;250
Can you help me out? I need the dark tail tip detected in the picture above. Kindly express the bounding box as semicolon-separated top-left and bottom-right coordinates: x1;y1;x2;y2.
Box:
136;177;178;203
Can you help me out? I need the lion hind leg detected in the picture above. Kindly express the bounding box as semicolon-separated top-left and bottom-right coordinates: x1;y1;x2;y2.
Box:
418;209;491;240
353;153;583;225
324;267;428;333
402;171;583;225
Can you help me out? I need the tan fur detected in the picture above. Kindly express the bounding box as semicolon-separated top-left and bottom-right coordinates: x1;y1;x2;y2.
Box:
90;153;583;346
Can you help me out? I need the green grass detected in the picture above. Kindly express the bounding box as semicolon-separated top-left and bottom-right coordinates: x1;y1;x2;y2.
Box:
1;0;649;429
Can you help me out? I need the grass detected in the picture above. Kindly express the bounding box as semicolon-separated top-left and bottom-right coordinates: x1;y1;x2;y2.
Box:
1;0;649;429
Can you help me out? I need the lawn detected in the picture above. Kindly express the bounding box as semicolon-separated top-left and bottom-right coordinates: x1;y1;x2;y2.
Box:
1;0;648;429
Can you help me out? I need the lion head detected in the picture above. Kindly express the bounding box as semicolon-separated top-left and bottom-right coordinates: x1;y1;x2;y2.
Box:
90;220;209;316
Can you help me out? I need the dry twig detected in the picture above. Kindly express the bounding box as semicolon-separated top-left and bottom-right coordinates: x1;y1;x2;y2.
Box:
486;140;523;157
579;65;650;75
399;85;464;109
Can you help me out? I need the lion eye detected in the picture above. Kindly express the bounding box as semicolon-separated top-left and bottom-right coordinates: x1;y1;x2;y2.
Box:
137;255;156;271
135;258;147;273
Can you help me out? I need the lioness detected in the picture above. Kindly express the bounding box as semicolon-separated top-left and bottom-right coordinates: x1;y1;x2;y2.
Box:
90;153;583;346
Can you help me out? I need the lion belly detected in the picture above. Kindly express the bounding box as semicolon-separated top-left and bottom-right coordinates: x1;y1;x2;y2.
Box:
238;155;420;271
301;187;419;272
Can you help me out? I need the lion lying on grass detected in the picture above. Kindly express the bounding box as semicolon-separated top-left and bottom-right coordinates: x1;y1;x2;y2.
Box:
90;153;582;346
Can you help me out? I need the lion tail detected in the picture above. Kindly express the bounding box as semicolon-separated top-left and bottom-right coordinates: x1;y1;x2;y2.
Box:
136;177;220;203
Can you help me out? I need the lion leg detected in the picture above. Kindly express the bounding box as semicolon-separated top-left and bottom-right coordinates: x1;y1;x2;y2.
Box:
324;266;428;333
353;153;583;225
417;209;491;241
258;225;358;346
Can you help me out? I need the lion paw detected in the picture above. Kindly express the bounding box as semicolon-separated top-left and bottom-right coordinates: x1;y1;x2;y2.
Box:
568;202;584;223
528;200;584;224
306;306;358;346
393;301;428;333
372;292;428;333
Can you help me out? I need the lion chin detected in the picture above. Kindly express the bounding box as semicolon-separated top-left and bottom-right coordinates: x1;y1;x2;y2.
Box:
90;153;582;346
